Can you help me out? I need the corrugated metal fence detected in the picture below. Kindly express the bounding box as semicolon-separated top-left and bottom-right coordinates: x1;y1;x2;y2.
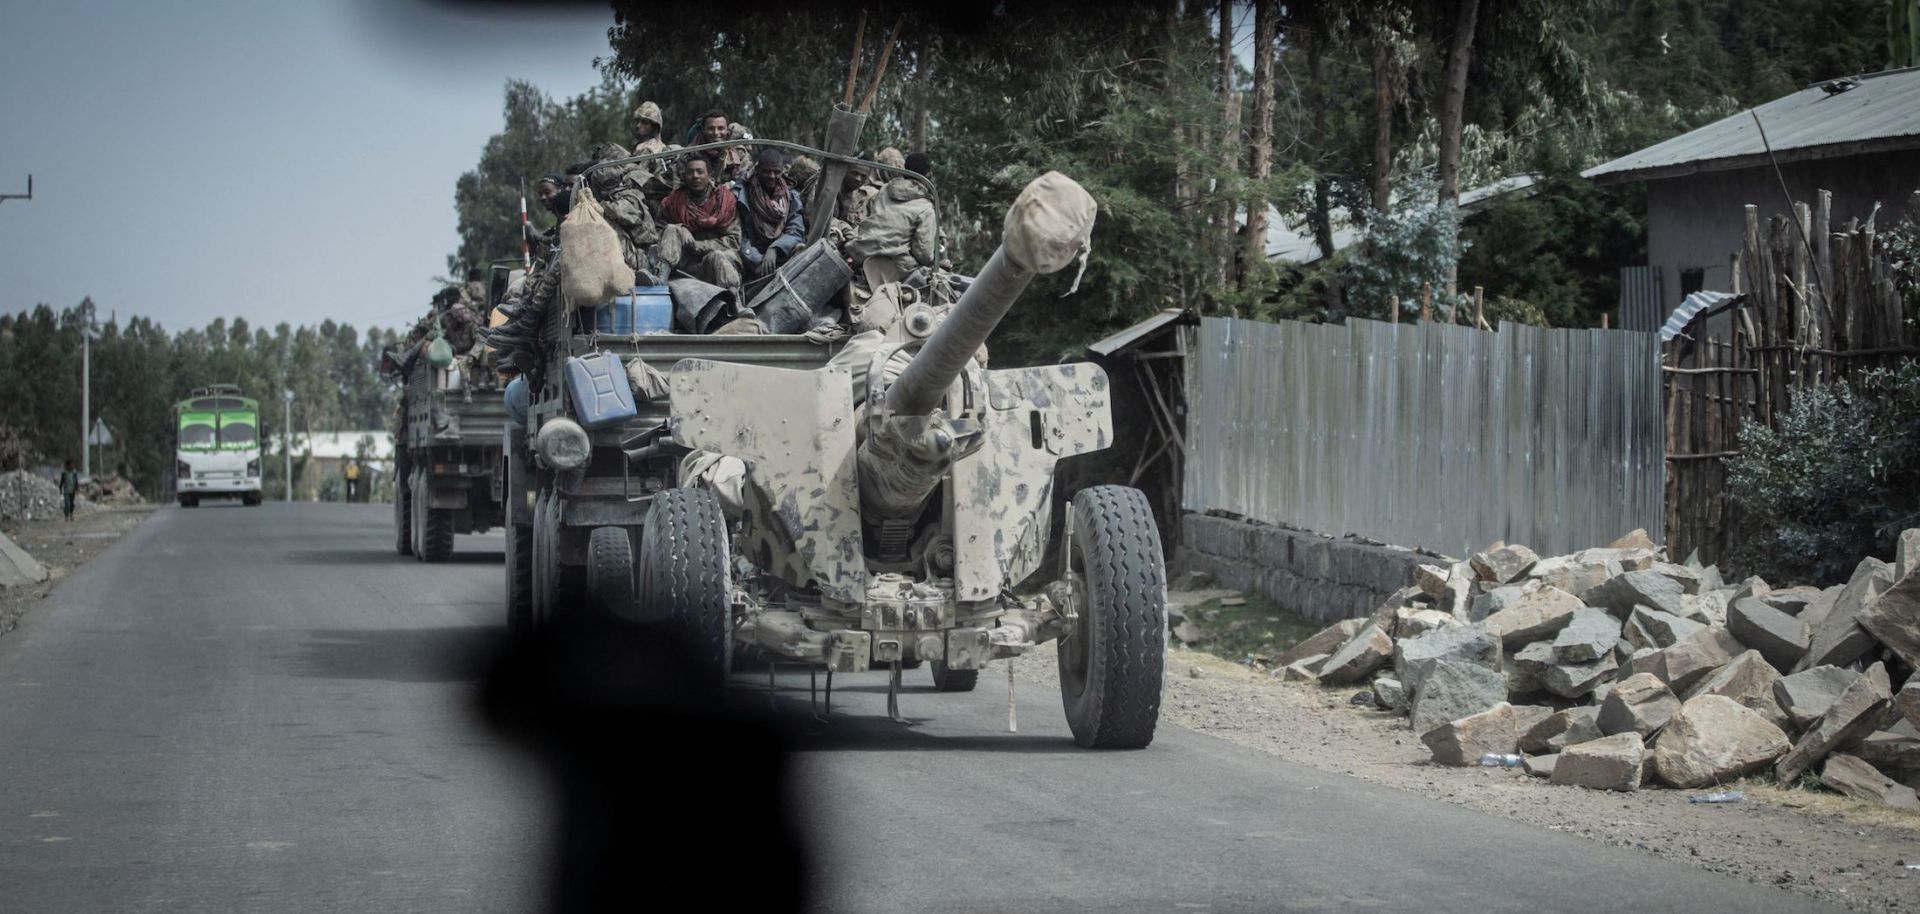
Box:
1185;317;1664;559
1618;265;1664;332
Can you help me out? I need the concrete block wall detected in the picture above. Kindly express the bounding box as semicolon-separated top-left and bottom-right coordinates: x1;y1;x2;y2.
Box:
1178;513;1437;624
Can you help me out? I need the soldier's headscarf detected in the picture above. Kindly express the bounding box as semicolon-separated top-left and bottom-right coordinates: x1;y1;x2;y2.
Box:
744;148;792;244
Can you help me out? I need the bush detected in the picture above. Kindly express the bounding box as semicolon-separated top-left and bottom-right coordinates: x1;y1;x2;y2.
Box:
1726;363;1920;585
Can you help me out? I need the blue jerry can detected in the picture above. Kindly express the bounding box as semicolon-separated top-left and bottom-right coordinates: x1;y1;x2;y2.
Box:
564;351;638;429
593;286;675;335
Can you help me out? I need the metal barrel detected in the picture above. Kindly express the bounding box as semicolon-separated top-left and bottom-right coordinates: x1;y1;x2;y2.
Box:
884;172;1095;417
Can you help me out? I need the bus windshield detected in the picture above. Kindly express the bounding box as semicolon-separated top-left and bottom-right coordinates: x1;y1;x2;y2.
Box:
179;413;217;450
218;412;258;450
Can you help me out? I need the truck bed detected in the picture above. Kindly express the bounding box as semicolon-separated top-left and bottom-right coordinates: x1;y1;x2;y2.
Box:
405;360;508;450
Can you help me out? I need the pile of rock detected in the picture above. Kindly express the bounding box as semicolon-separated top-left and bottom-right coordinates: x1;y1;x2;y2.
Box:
1279;530;1920;806
79;474;144;506
1;471;70;522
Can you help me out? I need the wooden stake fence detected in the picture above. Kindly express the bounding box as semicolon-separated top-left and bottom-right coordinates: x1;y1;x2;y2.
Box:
1664;190;1913;564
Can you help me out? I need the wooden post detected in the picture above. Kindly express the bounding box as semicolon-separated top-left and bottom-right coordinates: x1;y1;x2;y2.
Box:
1447;281;1460;324
1729;252;1742;295
1420;282;1432;322
843;10;868;108
1601;313;1610;330
1390;294;1400;325
1473;286;1484;328
857;16;907;115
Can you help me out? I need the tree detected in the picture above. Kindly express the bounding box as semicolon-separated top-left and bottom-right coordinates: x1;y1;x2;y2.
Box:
1433;0;1482;212
1240;0;1277;293
449;77;632;277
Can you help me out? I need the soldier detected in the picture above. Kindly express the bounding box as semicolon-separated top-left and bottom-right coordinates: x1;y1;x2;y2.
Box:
733;147;805;279
846;151;939;288
585;142;663;278
654;156;744;298
693;110;749;182
461;267;487;308
631;101;667;154
627;102;680;214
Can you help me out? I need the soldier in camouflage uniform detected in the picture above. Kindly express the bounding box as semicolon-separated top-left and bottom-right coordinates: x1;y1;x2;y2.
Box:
627;101;680;215
653;156;744;297
584;142;663;278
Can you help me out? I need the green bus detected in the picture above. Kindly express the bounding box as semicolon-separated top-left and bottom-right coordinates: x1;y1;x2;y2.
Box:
175;384;263;507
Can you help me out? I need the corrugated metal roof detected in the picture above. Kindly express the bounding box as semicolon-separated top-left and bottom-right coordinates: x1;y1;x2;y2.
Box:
1659;291;1740;342
1584;67;1920;184
1264;174;1540;265
1086;309;1197;357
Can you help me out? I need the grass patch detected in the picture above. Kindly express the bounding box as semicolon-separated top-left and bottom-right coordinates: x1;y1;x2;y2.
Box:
1743;779;1920;832
1171;591;1326;668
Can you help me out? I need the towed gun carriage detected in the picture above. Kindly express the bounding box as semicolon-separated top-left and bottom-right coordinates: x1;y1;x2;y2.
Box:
516;143;1166;747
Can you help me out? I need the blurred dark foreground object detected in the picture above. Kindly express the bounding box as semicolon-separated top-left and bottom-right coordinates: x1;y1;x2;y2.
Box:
480;611;809;913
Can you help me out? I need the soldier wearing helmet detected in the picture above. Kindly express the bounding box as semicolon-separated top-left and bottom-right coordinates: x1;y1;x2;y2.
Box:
631;100;667;154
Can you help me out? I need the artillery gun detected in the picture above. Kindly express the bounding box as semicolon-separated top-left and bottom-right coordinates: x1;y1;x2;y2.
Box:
646;171;1167;747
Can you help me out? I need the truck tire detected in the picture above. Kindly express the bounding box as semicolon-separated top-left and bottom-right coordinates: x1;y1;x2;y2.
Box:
419;505;456;563
928;659;979;692
409;469;429;561
179;494;199;509
639;488;732;699
531;489;565;627
1057;485;1166;749
394;475;413;556
505;523;533;635
587;526;635;618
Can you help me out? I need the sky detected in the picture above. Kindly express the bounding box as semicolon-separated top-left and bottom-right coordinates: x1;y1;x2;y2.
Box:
0;0;616;336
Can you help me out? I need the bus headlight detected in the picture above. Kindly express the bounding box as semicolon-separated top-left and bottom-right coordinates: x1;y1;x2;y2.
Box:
535;418;591;471
177;460;191;479
247;458;260;476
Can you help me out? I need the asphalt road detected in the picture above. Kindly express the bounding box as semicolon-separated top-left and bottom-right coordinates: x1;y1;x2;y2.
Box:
0;504;1847;913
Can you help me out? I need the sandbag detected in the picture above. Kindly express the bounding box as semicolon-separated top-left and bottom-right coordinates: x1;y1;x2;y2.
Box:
426;336;454;368
559;184;635;311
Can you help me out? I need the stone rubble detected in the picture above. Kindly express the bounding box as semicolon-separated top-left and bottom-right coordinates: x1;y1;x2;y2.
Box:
1276;528;1920;808
0;469;100;522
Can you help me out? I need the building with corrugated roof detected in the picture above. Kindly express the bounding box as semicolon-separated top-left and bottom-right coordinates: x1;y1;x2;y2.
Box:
1584;67;1920;325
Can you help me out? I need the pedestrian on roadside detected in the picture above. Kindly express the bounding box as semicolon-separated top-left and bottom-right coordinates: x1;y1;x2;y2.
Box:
344;461;361;502
58;460;79;521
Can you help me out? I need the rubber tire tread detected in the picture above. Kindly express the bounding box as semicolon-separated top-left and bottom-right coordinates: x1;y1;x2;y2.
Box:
586;526;636;618
394;460;413;555
640;488;732;700
928;660;979;692
1058;485;1166;749
420;505;456;562
531;491;558;627
410;470;428;560
505;523;533;635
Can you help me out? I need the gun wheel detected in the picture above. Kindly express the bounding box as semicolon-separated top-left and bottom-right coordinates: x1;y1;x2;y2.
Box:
639;488;732;701
587;526;636;618
1057;485;1166;749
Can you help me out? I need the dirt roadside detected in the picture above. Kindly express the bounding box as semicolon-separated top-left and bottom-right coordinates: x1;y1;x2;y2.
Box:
0;506;157;638
1014;639;1920;914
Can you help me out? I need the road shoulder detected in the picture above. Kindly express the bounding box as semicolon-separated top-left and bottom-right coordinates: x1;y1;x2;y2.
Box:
0;505;158;638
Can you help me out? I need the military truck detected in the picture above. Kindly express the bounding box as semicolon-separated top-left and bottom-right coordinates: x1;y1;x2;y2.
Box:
390;292;511;563
512;139;1165;747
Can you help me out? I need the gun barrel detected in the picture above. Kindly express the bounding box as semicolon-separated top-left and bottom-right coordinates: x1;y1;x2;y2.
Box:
884;172;1094;417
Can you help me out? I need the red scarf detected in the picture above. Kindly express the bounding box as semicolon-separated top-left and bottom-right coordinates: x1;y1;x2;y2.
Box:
746;176;792;243
661;184;736;233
